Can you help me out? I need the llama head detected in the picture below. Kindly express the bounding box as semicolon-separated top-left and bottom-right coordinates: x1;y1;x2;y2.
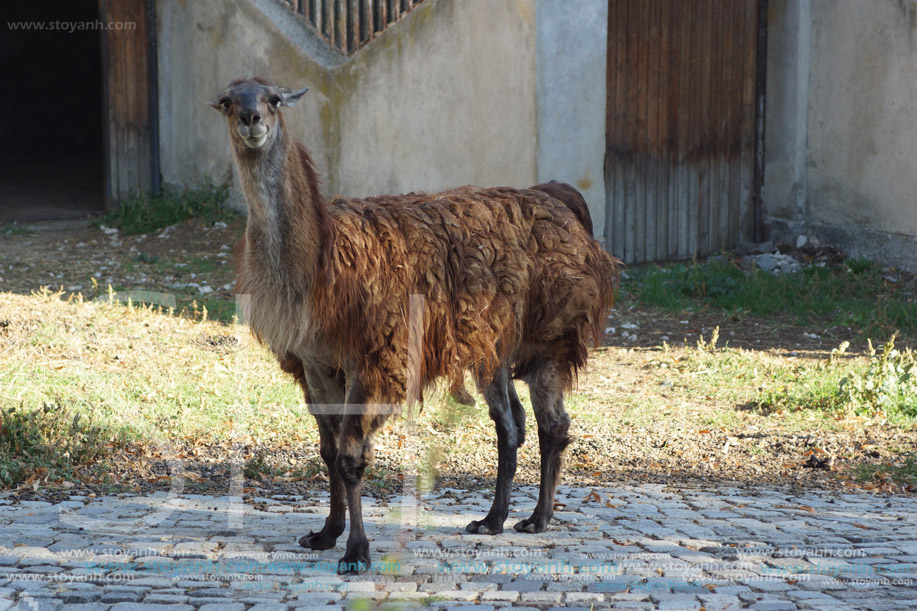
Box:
209;77;308;151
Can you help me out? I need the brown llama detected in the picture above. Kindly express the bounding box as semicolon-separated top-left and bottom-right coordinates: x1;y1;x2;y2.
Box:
210;77;621;574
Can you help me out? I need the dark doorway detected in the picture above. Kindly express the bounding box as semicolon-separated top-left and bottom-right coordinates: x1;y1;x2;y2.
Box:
0;1;105;222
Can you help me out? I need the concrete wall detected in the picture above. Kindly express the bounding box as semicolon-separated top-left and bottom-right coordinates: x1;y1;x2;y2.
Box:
330;0;536;198
765;0;917;269
157;0;537;210
156;0;611;237
535;0;608;242
156;0;331;207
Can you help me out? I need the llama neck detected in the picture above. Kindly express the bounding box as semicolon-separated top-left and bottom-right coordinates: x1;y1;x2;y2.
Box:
233;122;329;299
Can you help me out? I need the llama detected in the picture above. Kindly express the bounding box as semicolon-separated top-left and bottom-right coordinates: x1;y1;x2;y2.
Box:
211;77;621;574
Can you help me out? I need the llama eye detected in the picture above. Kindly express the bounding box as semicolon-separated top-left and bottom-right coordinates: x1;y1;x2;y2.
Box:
269;96;282;109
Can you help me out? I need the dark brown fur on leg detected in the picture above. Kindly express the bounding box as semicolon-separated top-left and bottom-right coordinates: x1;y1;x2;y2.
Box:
466;366;520;535
515;361;571;533
285;358;348;551
300;414;345;550
508;381;526;447
335;380;389;574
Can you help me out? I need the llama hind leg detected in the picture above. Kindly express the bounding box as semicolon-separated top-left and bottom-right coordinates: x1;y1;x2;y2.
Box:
508;380;526;447
514;361;571;533
466;365;521;535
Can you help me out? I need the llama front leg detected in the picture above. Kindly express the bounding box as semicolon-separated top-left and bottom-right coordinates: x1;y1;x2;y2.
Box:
335;380;386;574
466;366;521;535
515;362;571;533
299;413;346;550
298;363;346;551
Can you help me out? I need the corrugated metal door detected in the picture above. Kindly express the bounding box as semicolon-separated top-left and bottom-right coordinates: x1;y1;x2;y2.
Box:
605;0;762;264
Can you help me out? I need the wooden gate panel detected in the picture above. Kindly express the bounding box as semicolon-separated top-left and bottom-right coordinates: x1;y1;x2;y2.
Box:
100;0;158;207
606;0;760;264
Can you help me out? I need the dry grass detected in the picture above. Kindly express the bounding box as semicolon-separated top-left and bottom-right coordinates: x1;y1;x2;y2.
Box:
1;220;915;496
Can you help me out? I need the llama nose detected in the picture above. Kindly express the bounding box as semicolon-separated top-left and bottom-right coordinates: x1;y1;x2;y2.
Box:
239;109;262;126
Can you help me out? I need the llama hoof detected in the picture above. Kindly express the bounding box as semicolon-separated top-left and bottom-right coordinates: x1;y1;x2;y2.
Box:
513;516;549;533
451;388;476;406
337;551;370;575
299;530;338;551
465;518;504;535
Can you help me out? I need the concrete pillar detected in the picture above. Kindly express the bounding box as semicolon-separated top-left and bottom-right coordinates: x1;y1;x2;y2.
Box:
535;0;609;240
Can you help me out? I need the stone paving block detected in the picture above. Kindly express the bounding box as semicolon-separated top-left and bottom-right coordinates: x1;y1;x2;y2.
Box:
109;605;195;611
197;604;246;611
142;593;190;604
519;591;562;603
427;590;476;601
698;593;742;609
506;579;546;593
61;590;102;604
187;597;239;606
100;591;143;604
481;589;518;602
748;602;798;610
14;599;62;611
712;585;752;595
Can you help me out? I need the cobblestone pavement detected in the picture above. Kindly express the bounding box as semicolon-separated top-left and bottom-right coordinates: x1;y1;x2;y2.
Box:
1;483;916;610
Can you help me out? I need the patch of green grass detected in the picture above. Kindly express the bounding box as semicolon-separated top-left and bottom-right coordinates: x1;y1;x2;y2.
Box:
243;450;323;482
0;291;310;453
854;454;917;486
754;337;917;424
840;336;917;421
183;297;237;324
624;258;917;339
0;223;36;236
97;182;235;236
0;402;121;487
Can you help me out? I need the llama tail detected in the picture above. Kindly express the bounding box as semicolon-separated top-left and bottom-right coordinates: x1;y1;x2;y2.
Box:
529;180;594;236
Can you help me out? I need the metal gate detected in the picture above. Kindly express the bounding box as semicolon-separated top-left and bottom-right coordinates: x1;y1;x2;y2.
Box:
605;0;764;264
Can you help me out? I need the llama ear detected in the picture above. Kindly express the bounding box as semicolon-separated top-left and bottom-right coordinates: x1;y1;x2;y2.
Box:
207;97;226;111
279;87;309;107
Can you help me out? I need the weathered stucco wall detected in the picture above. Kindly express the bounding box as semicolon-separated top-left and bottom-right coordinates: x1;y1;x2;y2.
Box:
535;0;608;242
765;0;917;269
331;0;537;198
156;0;332;208
806;0;917;237
157;0;537;209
